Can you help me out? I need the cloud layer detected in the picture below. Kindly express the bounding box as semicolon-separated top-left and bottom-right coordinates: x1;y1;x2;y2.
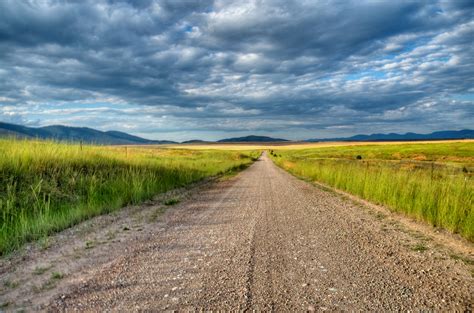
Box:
0;0;473;140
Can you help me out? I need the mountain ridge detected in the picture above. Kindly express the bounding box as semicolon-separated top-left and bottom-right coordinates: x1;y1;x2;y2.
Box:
217;135;289;143
306;129;474;142
1;121;472;144
0;122;175;145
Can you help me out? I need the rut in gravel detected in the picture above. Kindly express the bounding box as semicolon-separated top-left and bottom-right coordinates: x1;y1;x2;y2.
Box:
49;152;473;311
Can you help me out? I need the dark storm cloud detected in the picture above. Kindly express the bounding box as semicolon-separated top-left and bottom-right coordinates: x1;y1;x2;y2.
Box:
0;0;473;140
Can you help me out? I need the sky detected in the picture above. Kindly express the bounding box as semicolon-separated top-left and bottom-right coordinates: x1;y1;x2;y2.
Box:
0;0;473;141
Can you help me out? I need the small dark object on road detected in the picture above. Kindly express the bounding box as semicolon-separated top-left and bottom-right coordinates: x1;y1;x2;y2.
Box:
356;155;363;160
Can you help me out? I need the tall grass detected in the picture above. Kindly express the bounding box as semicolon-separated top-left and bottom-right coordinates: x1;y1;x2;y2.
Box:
0;139;259;254
271;142;473;241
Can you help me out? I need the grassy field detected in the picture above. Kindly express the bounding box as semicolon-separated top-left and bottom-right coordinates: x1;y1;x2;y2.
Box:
2;138;471;254
169;139;474;150
0;139;259;254
270;141;474;241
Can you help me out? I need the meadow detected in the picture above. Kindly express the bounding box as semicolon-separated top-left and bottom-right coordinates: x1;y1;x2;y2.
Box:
0;139;259;254
270;141;474;241
171;139;474;151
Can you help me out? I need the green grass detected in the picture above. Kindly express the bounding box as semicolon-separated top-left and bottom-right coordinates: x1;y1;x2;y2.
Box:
51;271;64;280
275;141;474;163
411;243;428;252
271;142;474;241
33;265;52;275
39;271;65;291
0;138;259;254
164;198;180;206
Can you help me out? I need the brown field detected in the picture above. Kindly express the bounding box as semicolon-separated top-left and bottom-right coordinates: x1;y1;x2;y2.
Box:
160;139;474;150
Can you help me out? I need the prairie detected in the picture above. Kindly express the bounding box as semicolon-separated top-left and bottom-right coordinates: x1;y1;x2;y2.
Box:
0;139;259;254
270;141;474;241
168;139;474;150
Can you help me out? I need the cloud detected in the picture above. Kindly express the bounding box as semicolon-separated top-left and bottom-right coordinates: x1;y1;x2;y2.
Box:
0;0;473;140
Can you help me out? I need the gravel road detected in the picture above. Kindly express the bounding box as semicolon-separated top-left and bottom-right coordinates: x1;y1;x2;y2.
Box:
46;152;473;311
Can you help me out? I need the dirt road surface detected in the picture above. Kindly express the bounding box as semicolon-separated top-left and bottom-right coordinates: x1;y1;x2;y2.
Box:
2;153;473;311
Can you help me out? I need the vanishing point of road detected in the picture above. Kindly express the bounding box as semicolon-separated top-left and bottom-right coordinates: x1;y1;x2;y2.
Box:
51;152;473;311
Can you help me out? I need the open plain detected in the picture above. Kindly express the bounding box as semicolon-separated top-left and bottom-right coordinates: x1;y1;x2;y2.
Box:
1;152;472;311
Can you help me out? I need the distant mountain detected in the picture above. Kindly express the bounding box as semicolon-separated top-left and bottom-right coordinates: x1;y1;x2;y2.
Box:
0;121;176;145
104;130;175;144
181;139;210;144
306;129;474;142
218;135;289;143
4;121;470;145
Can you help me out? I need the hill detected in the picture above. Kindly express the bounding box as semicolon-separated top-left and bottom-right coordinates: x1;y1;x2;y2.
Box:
218;135;289;143
181;139;210;144
0;122;175;145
